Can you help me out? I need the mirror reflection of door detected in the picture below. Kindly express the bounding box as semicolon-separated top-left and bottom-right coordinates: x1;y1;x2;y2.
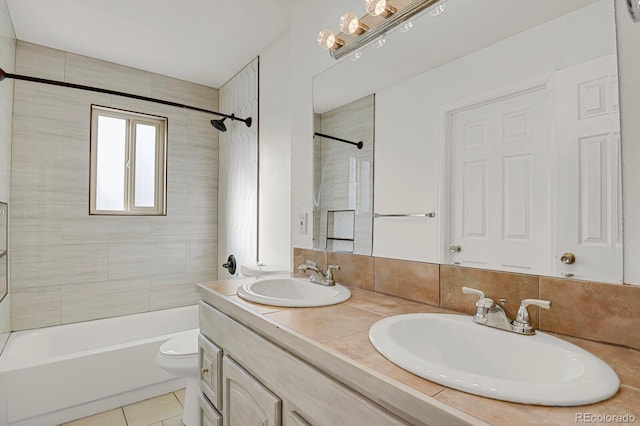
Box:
449;85;549;274
449;56;622;284
553;55;622;283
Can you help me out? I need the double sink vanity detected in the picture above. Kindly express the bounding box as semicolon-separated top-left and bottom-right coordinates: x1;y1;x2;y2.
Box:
195;268;637;425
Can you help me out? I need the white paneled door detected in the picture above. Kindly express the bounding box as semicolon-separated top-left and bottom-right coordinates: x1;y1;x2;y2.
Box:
552;55;622;283
218;58;259;279
449;86;549;274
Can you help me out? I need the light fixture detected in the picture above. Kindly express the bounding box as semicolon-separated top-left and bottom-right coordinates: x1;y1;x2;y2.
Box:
339;12;369;35
365;0;397;18
318;0;442;60
317;29;344;50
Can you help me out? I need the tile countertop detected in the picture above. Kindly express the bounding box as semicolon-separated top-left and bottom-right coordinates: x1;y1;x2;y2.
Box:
197;275;640;426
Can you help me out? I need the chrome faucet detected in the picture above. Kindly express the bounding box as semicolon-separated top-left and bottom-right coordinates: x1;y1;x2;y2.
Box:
462;286;551;335
297;260;340;286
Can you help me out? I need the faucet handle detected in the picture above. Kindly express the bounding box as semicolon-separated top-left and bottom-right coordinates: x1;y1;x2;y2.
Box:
461;286;486;299
512;299;552;334
305;260;317;268
520;299;551;310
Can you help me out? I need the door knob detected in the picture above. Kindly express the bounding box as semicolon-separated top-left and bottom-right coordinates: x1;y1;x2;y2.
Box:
450;245;461;253
560;253;576;264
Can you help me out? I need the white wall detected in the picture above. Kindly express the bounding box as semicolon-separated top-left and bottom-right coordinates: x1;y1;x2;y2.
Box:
259;33;293;269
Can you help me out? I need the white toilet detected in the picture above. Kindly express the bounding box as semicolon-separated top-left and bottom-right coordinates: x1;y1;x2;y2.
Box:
240;262;289;277
155;263;288;425
156;328;200;426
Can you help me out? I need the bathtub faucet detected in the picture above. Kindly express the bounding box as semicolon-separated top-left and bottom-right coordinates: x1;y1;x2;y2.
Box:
297;260;340;286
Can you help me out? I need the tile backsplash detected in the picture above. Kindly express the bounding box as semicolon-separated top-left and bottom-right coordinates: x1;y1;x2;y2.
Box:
293;247;640;350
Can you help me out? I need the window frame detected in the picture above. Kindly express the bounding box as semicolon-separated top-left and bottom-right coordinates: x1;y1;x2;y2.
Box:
89;105;168;216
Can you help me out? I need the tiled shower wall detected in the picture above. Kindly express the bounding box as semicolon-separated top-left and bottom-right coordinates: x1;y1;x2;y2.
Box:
10;41;219;331
293;248;640;350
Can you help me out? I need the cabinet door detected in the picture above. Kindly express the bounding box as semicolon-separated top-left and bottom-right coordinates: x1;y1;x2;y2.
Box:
199;393;222;426
199;334;223;410
223;355;281;426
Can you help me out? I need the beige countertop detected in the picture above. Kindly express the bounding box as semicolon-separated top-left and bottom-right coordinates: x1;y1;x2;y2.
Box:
197;275;640;426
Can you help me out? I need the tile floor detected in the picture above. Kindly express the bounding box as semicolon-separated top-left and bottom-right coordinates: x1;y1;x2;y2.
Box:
60;389;186;426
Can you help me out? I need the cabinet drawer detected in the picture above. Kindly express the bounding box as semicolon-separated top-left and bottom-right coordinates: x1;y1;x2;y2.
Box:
199;333;223;410
199;392;222;426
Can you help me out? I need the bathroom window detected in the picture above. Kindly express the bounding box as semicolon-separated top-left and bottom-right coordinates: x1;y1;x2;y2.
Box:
90;105;167;215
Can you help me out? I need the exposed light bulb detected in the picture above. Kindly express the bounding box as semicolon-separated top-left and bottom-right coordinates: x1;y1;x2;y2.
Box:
429;3;446;16
317;29;344;50
339;12;368;35
364;0;397;18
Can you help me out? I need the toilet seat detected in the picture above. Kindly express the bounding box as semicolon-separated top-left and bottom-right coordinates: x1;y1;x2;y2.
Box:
158;329;199;360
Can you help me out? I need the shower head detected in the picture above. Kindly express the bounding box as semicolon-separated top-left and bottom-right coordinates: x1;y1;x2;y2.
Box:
210;113;252;132
210;117;228;132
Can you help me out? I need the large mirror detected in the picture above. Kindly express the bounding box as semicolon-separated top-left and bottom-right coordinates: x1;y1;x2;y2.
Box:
312;0;622;283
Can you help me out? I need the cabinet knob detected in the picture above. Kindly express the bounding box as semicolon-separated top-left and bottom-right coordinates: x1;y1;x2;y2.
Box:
201;367;209;375
560;253;576;264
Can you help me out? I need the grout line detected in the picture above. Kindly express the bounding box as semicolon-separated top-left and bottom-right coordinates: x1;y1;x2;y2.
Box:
121;407;129;426
431;387;448;398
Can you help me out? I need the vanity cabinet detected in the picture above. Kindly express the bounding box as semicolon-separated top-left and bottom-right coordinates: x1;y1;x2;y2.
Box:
198;301;408;426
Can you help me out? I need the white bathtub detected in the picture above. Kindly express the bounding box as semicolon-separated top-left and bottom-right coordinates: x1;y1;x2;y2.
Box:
0;305;199;426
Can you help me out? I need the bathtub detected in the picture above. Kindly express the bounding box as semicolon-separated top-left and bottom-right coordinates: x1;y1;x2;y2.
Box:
0;305;198;426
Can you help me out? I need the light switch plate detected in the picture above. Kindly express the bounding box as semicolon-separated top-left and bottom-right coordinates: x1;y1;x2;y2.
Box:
297;213;307;234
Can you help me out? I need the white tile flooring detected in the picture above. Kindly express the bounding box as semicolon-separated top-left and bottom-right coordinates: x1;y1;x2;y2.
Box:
60;389;186;426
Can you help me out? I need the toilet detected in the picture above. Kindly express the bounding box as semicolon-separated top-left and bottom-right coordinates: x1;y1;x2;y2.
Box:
156;328;200;426
155;263;288;425
240;262;289;277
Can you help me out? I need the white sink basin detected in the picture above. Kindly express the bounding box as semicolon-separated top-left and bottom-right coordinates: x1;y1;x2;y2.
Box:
369;314;620;406
237;277;351;307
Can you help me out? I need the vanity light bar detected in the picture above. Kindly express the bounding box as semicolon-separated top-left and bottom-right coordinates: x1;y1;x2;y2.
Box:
327;0;441;60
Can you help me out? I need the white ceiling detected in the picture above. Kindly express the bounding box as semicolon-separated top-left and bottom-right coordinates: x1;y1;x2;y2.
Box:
6;0;294;88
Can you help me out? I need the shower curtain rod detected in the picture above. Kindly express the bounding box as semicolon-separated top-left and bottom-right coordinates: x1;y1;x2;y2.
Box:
0;68;252;128
313;132;363;150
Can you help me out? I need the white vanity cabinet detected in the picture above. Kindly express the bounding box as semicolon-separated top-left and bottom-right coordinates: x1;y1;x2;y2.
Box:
198;301;409;426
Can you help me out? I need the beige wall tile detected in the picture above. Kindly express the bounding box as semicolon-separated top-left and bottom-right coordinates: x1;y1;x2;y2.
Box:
440;265;540;327
108;242;186;281
11;244;108;289
65;52;152;97
11;43;219;329
9;203;63;248
327;252;374;290
539;277;640;350
186;241;218;274
151;73;218;112
15;41;65;80
11;287;61;330
293;247;327;272
346;287;447;317
61;279;150;324
374;257;439;306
